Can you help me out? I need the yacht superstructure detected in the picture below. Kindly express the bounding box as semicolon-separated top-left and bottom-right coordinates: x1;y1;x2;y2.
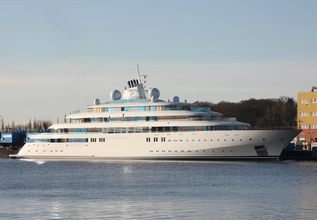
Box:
13;72;298;160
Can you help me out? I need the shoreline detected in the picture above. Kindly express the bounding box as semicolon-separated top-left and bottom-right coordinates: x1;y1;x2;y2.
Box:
0;148;18;158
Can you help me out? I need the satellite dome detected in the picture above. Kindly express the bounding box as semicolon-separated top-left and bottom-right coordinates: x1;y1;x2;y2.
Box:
94;98;100;105
110;90;122;101
149;88;160;100
173;96;180;103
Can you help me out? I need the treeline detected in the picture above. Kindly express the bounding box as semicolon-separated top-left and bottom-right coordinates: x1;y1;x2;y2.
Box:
0;119;52;133
193;97;297;129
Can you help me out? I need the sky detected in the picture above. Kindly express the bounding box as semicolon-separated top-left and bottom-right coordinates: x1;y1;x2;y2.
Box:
0;0;317;124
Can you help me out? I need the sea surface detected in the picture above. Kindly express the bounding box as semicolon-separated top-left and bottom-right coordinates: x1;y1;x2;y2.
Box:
0;159;317;220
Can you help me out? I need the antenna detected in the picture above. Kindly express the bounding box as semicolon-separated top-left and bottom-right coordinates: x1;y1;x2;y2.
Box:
136;64;142;84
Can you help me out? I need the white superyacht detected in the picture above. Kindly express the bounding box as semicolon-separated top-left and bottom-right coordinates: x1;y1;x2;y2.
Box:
13;72;298;160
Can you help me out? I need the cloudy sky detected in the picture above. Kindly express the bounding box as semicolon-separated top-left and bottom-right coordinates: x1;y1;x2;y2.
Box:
0;0;316;124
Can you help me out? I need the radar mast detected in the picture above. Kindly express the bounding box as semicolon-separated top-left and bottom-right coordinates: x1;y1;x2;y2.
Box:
136;64;142;84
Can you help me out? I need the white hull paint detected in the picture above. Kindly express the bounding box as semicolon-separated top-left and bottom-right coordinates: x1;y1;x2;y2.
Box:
15;130;298;160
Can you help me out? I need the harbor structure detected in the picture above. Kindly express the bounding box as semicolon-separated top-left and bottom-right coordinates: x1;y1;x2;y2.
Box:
297;86;317;149
0;131;27;149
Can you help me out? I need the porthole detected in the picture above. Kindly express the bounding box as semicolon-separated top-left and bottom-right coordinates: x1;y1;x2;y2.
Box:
249;138;252;141
210;139;213;142
232;139;234;141
262;138;266;141
224;139;227;142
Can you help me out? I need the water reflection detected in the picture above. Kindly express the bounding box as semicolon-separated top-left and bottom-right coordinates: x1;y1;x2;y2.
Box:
0;159;317;219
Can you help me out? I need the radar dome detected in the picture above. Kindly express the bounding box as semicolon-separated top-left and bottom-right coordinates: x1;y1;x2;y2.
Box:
173;96;180;103
149;88;160;100
110;90;122;101
94;98;100;105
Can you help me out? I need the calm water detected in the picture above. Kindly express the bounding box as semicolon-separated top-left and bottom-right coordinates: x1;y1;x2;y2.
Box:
0;159;317;220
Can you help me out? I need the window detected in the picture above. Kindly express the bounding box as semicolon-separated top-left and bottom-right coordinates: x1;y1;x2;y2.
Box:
146;137;151;142
99;138;105;142
154;137;158;142
301;99;309;104
142;127;150;133
300;125;309;129
127;127;135;133
161;137;166;142
90;138;97;142
311;125;317;129
300;112;309;117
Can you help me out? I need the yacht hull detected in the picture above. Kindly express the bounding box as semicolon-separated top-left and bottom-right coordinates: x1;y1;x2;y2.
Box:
14;130;299;160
